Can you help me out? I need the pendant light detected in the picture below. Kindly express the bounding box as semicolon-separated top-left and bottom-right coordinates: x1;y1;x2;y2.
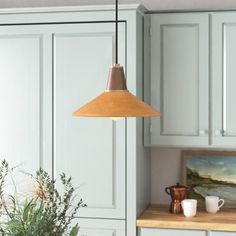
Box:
73;0;160;118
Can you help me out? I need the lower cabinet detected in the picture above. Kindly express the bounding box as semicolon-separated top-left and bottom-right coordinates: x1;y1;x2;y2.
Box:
210;232;236;236
139;228;236;236
77;218;125;236
139;228;206;236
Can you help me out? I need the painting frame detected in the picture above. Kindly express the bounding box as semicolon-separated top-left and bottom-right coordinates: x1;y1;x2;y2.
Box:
182;150;236;208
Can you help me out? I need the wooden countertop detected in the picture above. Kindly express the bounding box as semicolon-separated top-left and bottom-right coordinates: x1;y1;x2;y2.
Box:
137;205;236;231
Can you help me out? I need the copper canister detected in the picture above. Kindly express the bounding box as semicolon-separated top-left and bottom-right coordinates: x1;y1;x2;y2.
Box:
165;183;188;214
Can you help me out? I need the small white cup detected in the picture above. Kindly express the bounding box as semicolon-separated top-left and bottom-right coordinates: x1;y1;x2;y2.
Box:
205;196;224;213
181;199;197;217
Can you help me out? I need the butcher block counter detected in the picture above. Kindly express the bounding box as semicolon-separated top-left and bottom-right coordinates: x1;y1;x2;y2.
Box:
137;205;236;231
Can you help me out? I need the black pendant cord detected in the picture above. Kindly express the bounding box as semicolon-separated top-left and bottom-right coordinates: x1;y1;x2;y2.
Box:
115;0;118;64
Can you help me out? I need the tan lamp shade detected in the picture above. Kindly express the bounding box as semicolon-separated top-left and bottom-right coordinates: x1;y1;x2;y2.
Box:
73;65;160;117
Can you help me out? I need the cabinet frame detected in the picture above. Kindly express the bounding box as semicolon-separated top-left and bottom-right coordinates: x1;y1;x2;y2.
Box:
0;5;149;236
145;11;236;148
145;13;209;147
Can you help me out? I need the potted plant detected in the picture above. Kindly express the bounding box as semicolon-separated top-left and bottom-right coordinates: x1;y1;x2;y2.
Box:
0;160;86;236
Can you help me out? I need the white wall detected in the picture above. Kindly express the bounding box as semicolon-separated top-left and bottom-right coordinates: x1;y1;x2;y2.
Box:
151;148;182;204
1;0;236;10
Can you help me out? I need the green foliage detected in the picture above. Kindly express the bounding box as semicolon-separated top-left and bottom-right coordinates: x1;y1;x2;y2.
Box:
0;160;86;236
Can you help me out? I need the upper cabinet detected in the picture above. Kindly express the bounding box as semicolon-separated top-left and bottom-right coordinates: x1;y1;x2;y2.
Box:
0;5;149;236
145;12;236;147
211;12;236;146
146;13;209;146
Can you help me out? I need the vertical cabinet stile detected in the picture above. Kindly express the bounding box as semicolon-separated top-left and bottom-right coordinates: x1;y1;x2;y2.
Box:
211;12;236;146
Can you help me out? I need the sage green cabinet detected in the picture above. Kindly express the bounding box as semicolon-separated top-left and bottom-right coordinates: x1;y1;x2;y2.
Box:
77;218;125;236
146;13;209;147
210;232;236;236
0;25;52;181
54;22;126;219
0;21;126;219
50;8;149;236
138;228;207;236
138;228;236;236
0;5;149;236
211;12;236;146
146;12;236;147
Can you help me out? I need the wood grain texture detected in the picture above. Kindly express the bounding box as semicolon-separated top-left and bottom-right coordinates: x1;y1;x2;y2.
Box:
137;205;236;231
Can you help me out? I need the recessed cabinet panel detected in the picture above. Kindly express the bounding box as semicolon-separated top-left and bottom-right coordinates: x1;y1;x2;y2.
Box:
212;13;236;146
0;26;52;187
139;228;206;236
77;218;125;236
0;36;40;170
224;25;236;135
161;24;199;135
149;14;209;146
53;23;126;219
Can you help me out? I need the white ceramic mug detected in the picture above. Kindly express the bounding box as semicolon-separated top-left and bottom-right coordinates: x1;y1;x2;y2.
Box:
205;196;224;213
181;199;197;217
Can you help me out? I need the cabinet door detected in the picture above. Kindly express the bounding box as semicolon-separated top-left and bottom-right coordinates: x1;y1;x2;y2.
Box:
210;232;236;236
148;14;209;146
211;13;236;146
77;218;125;236
53;23;126;219
139;228;206;236
0;25;52;190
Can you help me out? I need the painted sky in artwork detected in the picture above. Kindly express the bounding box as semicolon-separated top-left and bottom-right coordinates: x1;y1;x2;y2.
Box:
187;155;236;184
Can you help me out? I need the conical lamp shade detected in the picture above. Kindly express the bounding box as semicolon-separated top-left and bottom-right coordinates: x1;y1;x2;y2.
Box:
73;65;160;117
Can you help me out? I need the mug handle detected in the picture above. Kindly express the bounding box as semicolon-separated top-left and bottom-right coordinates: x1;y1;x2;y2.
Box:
165;187;170;195
218;199;224;210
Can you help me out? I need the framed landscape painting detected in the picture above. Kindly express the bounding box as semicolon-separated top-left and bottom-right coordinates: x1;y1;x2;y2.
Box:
182;150;236;207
